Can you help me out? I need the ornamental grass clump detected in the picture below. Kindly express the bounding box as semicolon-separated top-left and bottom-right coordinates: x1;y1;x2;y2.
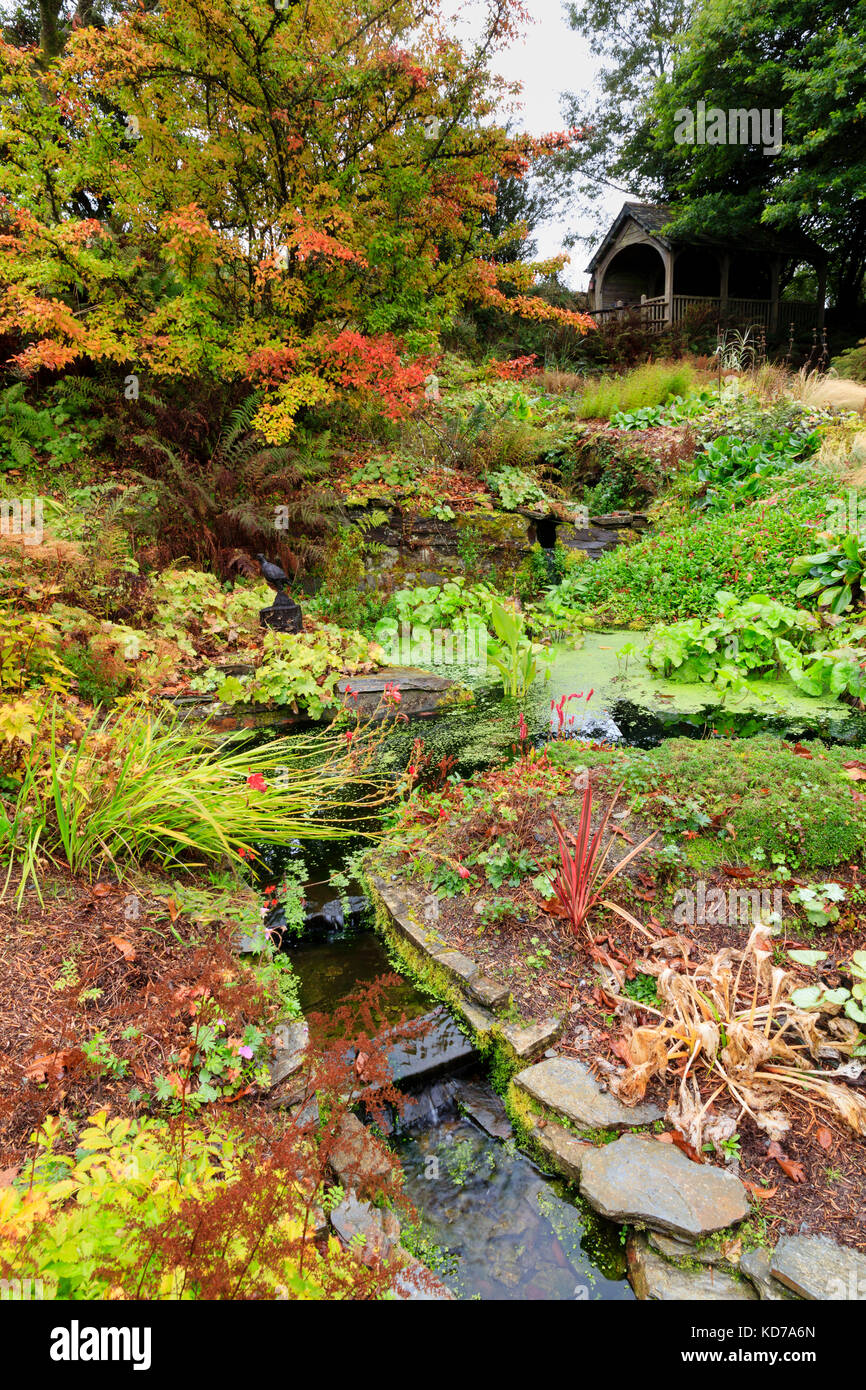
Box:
1;700;400;902
550;782;656;940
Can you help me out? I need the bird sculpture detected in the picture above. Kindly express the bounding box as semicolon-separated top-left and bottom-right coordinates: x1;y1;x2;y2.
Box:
255;553;303;633
255;552;289;591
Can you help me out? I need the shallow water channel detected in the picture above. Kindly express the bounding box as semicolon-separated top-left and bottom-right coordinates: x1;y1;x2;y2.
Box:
287;918;632;1301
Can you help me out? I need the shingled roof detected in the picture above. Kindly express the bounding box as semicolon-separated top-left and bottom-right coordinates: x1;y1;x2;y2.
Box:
586;201;826;274
585;203;672;274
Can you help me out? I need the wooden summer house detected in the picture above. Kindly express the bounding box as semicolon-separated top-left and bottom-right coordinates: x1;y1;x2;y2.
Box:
586;202;827;336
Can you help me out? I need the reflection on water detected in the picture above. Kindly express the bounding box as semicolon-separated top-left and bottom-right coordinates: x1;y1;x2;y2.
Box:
288;928;429;1022
397;1116;633;1301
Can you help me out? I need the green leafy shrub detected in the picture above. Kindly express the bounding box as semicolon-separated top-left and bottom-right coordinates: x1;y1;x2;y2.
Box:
647;592;866;703
690;429;819;513
485;465;551;511
378;578;498;635
0;384;89;472
214;624;382;718
153;569;268;651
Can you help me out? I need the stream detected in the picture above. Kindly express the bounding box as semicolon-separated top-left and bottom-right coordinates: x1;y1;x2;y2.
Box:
286;912;632;1301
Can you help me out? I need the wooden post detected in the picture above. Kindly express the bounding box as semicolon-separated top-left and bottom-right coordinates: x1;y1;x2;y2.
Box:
663;248;674;326
816;262;827;333
769;257;780;336
719;252;730;322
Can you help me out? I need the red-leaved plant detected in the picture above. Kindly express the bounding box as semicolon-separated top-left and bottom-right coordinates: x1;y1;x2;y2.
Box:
550;782;656;942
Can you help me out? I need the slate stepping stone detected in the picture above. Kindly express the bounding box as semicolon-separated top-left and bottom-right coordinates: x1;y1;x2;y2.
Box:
453;1081;512;1139
770;1234;866;1301
628;1233;757;1301
579;1134;750;1239
514;1057;662;1131
740;1248;802;1301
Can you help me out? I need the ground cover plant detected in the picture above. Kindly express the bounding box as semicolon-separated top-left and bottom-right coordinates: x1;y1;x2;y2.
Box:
0;871;425;1300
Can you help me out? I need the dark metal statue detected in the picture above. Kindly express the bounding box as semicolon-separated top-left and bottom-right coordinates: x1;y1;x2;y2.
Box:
255;552;303;633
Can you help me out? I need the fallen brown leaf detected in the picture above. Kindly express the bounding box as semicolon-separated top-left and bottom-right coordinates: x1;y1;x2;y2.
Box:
767;1140;806;1182
742;1180;779;1200
109;935;136;962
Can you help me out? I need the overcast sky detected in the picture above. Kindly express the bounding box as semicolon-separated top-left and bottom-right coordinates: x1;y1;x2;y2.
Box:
481;0;627;286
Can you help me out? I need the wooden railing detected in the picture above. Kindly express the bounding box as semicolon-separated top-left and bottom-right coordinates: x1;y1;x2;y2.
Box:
592;295;818;334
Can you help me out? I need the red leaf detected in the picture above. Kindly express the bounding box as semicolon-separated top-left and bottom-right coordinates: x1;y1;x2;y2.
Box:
109;935;136;962
816;1126;834;1151
670;1131;704;1163
767;1141;806;1182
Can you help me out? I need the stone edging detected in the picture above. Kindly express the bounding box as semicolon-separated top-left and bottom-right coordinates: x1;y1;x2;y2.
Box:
365;870;563;1064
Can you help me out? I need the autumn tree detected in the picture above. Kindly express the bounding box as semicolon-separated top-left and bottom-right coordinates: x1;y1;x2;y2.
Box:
0;0;592;435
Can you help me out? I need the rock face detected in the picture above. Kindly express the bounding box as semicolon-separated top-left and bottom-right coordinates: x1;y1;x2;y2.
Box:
330;1192;400;1263
514;1057;662;1131
628;1234;757;1302
328;1113;394;1196
267;1019;309;1087
740;1248;802;1301
579;1135;750;1239
770;1234;866;1301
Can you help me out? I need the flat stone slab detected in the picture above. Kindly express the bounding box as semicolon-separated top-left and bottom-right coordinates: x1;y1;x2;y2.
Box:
740;1248;802;1301
268;1019;309;1086
328;1113;394;1196
579;1134;750;1239
534;1120;591;1183
515;1057;662;1131
453;1081;512;1140
500;1018;563;1061
770;1234;866;1301
330;1192;400;1264
628;1234;757;1301
337;667;453;694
